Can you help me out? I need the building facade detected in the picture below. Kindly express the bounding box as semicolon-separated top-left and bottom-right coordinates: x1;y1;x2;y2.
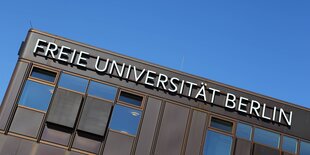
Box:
0;29;309;155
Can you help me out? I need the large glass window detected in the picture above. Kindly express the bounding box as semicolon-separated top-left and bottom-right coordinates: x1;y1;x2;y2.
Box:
119;91;143;107
236;123;252;140
253;128;280;148
109;104;142;135
282;136;297;154
88;81;117;101
30;67;57;83
58;73;88;93
203;130;232;155
18;80;54;111
300;141;310;155
210;117;233;133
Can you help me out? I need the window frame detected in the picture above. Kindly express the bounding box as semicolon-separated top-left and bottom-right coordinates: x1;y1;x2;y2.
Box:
108;103;143;136
281;135;298;154
57;72;90;94
235;122;253;141
203;129;233;155
17;79;55;112
117;89;145;110
208;116;235;134
299;140;310;155
87;80;118;102
253;127;281;149
28;65;59;85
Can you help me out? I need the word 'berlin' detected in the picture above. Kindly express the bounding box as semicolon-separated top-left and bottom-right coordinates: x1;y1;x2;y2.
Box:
33;39;293;126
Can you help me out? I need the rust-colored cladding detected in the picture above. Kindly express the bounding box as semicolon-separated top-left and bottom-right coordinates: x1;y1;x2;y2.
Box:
0;29;309;155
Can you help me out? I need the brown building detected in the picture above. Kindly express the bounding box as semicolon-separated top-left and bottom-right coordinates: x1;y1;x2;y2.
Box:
0;29;309;155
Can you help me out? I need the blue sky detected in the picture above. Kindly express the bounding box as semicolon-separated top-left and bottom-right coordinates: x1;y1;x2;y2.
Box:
0;1;309;108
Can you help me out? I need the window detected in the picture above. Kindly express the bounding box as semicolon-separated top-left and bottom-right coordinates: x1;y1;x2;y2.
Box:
236;123;252;140
58;73;88;93
203;130;232;155
88;81;117;101
210;117;233;132
300;141;310;155
30;67;57;83
109;104;142;135
253;128;280;148
18;80;54;111
119;91;143;107
282;136;297;154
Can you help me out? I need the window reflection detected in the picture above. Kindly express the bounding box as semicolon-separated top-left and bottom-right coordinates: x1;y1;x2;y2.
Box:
203;130;232;155
236;123;252;140
210;117;233;132
282;136;297;154
30;67;56;83
18;80;54;111
300;141;310;155
109;104;142;135
253;128;280;148
88;81;117;101
119;91;143;107
58;73;88;93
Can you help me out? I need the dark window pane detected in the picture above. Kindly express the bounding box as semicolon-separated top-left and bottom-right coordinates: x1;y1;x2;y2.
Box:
46;89;83;128
300;141;310;155
30;67;56;83
88;81;117;101
210;117;233;132
253;128;280;148
282;136;297;154
78;97;112;136
203;130;232;155
18;80;54;111
109;104;142;135
119;91;143;107
236;123;252;140
58;73;88;93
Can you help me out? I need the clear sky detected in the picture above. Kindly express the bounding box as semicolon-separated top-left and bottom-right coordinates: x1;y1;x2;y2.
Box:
0;1;309;108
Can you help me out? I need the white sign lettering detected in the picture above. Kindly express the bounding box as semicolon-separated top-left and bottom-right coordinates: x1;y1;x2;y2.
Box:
32;39;293;126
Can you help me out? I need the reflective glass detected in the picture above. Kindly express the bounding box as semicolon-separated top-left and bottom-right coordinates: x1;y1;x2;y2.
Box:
30;67;56;83
109;104;142;135
236;123;252;140
58;73;88;93
88;81;117;101
210;117;233;132
282;136;297;154
300;141;310;155
203;130;232;155
119;91;143;107
18;80;54;111
253;128;280;148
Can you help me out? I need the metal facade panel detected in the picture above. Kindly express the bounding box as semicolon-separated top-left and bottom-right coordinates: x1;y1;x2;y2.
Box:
155;102;190;155
36;143;67;155
0;133;20;154
185;110;207;155
234;138;252;155
0;61;29;130
0;132;86;155
41;123;71;146
102;131;134;155
46;88;82;128
77;97;112;136
253;143;280;155
72;132;101;154
135;97;162;155
9;107;44;138
14;29;310;140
